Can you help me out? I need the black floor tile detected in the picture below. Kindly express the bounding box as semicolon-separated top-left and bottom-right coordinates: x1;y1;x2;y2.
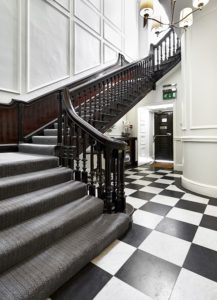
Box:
124;178;136;183
160;189;184;199
116;250;181;300
140;176;156;182
52;264;111;300
130;191;156;201
156;217;198;242
184;244;217;282
200;215;217;231
133;172;152;177
208;198;217;207
121;224;152;248
126;183;144;190
140;202;172;216
175;200;206;213
149;182;170;189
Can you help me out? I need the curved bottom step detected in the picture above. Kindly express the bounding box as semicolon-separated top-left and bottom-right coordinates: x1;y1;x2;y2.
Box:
0;213;130;300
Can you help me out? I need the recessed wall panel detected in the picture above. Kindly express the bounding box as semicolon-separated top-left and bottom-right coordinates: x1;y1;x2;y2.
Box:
0;0;19;92
74;23;101;74
103;22;122;50
103;44;117;64
28;0;69;91
74;0;100;34
104;0;122;29
54;0;70;10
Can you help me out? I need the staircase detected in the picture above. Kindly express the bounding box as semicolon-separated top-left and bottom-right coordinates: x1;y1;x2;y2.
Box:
0;29;181;299
0;152;129;299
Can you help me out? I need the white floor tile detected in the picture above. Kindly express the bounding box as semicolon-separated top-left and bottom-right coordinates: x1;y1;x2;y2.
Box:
170;268;217;300
92;240;136;275
133;210;163;229
156;170;172;174
205;205;217;217
126;196;147;209
165;173;181;178
155;179;174;184
125;170;137;175
94;277;152;300
193;227;217;252
125;175;144;180
181;193;209;204
131;180;152;186
125;188;137;196
139;186;163;194
146;174;163;179
139;231;191;267
150;195;179;207
167;207;202;225
166;185;184;193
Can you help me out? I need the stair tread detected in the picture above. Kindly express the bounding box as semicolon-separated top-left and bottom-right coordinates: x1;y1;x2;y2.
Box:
0;213;129;300
0;180;87;230
0;195;104;274
19;143;56;156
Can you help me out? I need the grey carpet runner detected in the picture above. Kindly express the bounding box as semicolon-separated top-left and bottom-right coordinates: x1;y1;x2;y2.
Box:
0;152;130;300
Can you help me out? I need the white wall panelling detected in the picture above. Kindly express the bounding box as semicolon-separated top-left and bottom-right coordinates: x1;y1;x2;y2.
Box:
103;21;122;50
103;0;122;30
0;0;140;101
27;0;70;92
74;0;101;35
103;43;117;64
74;23;101;75
87;0;101;11
189;8;217;130
124;0;139;60
0;0;20;93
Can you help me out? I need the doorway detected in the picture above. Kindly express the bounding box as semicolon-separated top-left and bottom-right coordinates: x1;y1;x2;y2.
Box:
154;111;173;161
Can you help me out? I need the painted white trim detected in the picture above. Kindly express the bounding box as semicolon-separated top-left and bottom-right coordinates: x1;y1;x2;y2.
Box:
182;175;217;198
174;164;183;171
46;0;70;14
103;20;122;51
181;136;217;143
86;0;101;12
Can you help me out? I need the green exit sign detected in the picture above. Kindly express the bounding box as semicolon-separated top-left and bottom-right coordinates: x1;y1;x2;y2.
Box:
163;84;177;100
163;90;177;100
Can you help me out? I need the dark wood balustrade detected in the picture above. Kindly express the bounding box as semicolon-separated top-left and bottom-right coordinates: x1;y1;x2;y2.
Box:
0;29;181;212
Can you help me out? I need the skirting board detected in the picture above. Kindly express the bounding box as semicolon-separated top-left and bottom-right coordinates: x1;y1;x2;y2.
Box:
182;176;217;198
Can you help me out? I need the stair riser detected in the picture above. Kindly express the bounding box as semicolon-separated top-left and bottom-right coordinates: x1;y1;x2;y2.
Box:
19;144;56;156
0;170;72;201
0;182;87;230
32;136;57;145
0;158;59;178
0;198;103;274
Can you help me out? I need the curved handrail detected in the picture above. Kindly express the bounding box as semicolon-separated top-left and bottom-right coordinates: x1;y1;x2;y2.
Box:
63;89;126;150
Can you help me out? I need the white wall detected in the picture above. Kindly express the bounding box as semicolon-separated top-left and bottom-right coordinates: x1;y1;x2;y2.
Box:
0;0;139;103
181;1;217;197
126;64;183;170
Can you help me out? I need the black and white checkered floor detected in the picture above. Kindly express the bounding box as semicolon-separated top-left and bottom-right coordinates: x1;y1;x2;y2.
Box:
53;165;217;300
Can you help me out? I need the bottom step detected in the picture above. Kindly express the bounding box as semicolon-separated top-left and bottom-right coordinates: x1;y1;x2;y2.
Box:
0;213;130;300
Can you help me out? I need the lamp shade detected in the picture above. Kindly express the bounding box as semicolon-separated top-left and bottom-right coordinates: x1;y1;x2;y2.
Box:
140;0;154;17
179;8;193;28
193;0;209;9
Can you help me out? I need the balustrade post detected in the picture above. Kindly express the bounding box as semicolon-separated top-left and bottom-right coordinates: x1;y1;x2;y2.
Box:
116;149;126;212
104;147;114;213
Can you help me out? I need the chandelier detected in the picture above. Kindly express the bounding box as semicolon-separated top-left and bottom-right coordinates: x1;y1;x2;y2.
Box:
140;0;210;35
